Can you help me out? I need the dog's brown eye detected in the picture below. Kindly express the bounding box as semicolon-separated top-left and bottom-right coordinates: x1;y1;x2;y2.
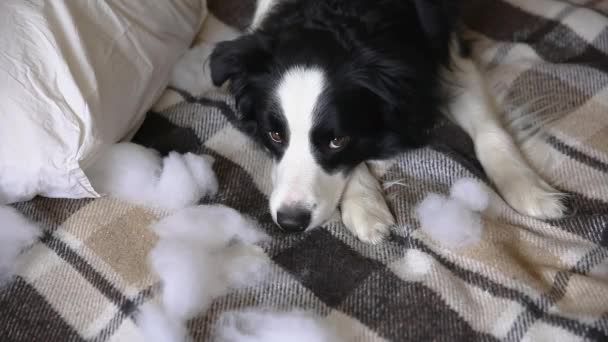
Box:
329;136;350;150
269;131;284;144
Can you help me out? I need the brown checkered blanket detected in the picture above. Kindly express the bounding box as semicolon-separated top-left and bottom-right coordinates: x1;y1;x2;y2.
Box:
2;0;608;341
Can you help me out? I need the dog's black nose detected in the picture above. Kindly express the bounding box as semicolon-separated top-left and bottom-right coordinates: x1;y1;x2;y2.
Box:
276;206;311;232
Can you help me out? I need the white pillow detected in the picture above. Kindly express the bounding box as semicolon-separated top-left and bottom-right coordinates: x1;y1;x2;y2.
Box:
0;0;207;204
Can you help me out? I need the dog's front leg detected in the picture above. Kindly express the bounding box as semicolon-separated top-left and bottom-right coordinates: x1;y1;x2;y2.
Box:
444;46;566;219
340;163;395;244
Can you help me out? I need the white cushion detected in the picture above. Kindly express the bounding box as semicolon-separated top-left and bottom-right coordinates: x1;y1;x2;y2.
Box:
0;0;207;204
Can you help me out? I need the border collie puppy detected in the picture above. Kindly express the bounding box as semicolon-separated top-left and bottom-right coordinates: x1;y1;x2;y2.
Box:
208;0;565;243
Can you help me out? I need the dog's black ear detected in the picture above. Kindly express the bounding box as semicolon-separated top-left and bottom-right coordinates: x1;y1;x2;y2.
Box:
209;33;273;86
413;0;458;56
347;53;440;147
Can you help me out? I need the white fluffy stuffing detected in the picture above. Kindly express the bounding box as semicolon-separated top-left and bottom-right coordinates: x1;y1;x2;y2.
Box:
219;242;271;289
137;303;191;342
86;143;162;200
154;152;218;210
416;194;483;248
149;240;269;320
0;206;41;283
86;143;218;210
214;310;341;342
182;153;218;196
151;205;268;248
147;205;270;320
449;178;490;212
148;239;221;320
416;179;490;249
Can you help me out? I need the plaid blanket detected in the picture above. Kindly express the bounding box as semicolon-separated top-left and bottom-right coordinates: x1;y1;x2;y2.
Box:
2;0;608;341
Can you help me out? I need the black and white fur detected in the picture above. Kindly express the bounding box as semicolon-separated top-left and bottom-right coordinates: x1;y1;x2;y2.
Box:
182;0;565;243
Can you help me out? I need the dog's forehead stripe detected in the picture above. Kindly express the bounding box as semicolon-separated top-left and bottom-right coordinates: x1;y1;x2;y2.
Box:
276;67;325;141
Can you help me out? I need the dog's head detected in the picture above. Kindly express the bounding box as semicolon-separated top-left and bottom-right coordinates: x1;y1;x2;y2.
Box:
209;1;455;232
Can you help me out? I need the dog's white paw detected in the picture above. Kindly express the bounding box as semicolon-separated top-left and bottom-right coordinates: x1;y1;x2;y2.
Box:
499;176;566;220
341;196;395;244
340;163;395;244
